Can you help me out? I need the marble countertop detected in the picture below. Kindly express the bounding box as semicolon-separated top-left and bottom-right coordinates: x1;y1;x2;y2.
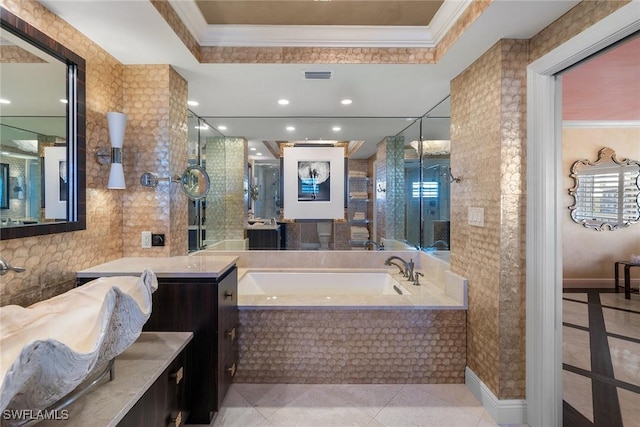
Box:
38;332;192;427
76;255;238;279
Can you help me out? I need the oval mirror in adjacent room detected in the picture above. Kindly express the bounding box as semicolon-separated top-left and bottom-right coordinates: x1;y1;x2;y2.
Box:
569;147;640;231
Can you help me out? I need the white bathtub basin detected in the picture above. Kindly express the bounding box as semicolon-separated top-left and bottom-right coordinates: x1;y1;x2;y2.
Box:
239;270;409;297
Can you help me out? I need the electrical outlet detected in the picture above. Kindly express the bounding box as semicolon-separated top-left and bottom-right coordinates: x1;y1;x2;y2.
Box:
141;231;152;248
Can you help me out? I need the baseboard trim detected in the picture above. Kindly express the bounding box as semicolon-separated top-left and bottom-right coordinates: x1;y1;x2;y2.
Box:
563;278;640;288
465;367;527;425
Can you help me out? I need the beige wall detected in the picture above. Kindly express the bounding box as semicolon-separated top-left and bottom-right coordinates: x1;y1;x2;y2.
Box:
562;127;640;284
0;0;188;306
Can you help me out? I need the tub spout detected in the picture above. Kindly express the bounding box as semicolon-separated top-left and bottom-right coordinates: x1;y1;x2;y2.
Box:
364;240;384;250
384;256;415;282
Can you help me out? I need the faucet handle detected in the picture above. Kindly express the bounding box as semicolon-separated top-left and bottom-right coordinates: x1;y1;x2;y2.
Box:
414;272;424;286
0;258;26;275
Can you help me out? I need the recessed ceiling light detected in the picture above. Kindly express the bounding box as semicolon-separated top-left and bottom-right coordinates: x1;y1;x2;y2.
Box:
332;126;341;131
341;99;352;105
256;152;263;156
195;124;209;130
250;147;256;151
59;99;68;104
187;100;199;106
0;99;10;104
286;126;295;131
218;125;227;131
278;99;290;105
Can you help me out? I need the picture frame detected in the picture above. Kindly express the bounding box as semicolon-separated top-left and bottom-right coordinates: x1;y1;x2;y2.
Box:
281;145;346;220
44;146;67;219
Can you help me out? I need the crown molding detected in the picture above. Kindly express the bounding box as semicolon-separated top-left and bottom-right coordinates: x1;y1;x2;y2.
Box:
168;0;472;48
201;24;435;47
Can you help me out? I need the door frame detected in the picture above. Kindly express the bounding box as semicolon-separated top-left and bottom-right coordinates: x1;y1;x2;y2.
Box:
526;3;640;427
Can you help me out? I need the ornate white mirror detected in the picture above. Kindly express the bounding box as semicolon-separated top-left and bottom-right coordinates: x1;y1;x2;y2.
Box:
569;147;640;231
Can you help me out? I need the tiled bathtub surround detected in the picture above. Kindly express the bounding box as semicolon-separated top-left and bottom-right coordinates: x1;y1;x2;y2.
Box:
235;309;466;384
200;249;468;384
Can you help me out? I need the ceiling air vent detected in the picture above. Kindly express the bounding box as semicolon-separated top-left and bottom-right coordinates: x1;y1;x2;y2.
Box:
303;70;334;80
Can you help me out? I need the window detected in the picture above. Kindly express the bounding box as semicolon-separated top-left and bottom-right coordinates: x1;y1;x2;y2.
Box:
412;181;438;199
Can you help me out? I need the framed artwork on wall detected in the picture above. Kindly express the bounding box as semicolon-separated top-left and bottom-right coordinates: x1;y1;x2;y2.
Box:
282;145;346;220
44;146;67;219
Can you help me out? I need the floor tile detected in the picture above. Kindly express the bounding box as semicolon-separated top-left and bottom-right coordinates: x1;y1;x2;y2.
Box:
563;370;594;422
266;386;375;427
374;385;483;427
563;325;591;371
608;337;640;387
618;387;640;427
602;307;640;341
563;299;590;328
234;383;312;418
212;386;273;427
323;384;403;417
599;293;640;311
563;293;589;303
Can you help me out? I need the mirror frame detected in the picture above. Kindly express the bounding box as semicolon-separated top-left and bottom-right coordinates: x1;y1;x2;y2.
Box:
0;7;86;240
568;147;640;231
182;165;210;200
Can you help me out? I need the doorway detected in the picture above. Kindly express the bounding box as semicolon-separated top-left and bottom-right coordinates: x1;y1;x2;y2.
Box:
526;6;640;427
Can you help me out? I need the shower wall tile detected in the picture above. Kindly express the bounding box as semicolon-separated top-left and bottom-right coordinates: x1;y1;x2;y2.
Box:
205;137;247;243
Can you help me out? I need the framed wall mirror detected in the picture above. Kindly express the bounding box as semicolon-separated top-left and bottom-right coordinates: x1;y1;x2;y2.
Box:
0;8;86;239
569;147;640;231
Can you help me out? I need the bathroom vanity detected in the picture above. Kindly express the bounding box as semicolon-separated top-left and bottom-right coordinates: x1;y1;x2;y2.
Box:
39;332;192;427
76;256;238;425
246;224;281;250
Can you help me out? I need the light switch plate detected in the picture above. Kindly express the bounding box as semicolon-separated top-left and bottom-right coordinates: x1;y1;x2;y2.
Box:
468;207;485;227
141;231;152;248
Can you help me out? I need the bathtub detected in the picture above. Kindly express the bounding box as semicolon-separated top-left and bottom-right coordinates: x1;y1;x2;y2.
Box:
235;267;467;384
239;270;409;297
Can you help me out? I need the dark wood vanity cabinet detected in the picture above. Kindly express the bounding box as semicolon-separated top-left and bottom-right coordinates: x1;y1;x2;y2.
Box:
77;266;238;425
118;342;189;427
247;227;281;249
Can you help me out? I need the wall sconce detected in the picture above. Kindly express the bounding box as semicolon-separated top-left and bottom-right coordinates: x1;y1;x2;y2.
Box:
140;172;181;187
95;112;127;189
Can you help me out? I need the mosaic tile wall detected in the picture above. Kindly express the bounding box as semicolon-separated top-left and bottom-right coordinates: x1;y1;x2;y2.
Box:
236;309;467;384
205;137;248;243
122;65;188;257
0;0;188;305
0;0;125;306
385;136;406;241
447;0;627;398
450;39;528;400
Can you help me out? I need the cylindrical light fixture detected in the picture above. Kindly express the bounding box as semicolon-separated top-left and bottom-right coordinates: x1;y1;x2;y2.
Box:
106;111;127;189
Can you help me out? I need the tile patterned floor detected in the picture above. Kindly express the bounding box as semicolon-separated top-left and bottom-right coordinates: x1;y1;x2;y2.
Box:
206;288;639;427
563;289;640;427
211;383;526;426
